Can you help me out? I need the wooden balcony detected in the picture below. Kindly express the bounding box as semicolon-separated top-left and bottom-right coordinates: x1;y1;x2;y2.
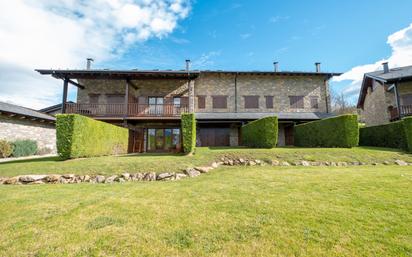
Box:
65;103;188;118
390;105;412;121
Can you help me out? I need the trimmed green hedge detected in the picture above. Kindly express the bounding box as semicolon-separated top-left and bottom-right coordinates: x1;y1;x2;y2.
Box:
294;114;359;148
56;114;128;159
403;117;412;152
241;116;278;148
359;121;407;150
12;140;37;157
181;113;196;154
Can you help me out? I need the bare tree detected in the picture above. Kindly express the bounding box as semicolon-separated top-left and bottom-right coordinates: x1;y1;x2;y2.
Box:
331;91;358;115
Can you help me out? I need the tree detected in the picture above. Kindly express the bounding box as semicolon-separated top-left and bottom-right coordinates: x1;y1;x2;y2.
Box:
331;91;358;115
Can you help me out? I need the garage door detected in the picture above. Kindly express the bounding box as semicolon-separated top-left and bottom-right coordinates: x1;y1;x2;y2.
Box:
199;128;230;146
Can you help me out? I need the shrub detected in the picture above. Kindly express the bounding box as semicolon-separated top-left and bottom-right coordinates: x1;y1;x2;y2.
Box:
241;116;278;148
0;140;13;158
56;114;129;159
181;113;196;154
359;121;407;150
294;114;359;148
403;117;412;152
11;140;38;157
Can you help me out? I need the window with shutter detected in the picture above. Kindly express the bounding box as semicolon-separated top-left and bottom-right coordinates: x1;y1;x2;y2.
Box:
244;96;259;109
265;96;274;109
89;94;100;104
197;95;206;109
212;96;227;109
310;97;319;109
289;96;304;109
401;94;412;105
106;94;125;104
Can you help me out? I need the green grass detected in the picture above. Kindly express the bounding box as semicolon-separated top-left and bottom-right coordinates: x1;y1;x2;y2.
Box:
1;146;412;177
1;165;411;256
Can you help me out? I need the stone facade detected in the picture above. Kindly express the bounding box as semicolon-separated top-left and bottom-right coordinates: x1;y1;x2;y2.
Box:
0;115;56;153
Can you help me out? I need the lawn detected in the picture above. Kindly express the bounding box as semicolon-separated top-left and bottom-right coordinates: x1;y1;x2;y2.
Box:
0;165;411;256
1;146;412;177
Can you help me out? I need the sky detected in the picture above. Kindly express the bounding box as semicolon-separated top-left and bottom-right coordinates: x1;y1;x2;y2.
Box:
1;0;412;109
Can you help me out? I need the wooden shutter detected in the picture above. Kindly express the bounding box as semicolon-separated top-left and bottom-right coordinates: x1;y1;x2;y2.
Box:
212;96;227;109
289;96;304;109
244;96;259;109
310;97;319;109
197;96;206;109
265;96;274;108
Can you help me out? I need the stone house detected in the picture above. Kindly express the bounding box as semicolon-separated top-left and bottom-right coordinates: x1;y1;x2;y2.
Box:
0;101;56;153
357;63;412;126
36;61;340;152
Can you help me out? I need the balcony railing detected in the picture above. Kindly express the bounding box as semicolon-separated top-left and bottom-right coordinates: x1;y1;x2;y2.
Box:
65;103;188;117
390;105;412;120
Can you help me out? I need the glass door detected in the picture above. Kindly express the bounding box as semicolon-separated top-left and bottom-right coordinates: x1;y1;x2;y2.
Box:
148;97;164;115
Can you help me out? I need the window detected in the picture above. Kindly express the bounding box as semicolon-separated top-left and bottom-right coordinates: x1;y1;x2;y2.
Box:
289;96;304;109
401;94;412;106
310;97;319;109
106;94;125;104
244;96;259;109
265;96;274;109
197;95;206;109
89;94;100;104
173;97;181;107
212;96;227;109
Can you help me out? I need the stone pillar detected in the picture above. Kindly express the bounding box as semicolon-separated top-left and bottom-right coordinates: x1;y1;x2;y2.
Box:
188;79;195;113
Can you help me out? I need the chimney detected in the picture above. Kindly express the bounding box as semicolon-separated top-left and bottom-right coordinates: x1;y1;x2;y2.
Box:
185;59;191;72
273;62;279;72
315;62;321;73
86;58;94;70
382;62;389;73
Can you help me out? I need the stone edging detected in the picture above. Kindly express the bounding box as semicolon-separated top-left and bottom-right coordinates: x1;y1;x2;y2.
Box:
0;157;410;185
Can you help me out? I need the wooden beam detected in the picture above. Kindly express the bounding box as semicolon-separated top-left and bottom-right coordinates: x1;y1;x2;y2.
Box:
67;79;85;89
62;78;69;113
126;79;138;89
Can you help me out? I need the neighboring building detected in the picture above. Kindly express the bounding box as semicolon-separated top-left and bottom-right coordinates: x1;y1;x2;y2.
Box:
357;63;412;126
0;101;56;153
39;101;75;116
36;61;340;152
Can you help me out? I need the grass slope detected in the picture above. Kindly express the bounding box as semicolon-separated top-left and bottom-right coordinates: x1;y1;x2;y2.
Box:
1;147;412;176
0;166;411;256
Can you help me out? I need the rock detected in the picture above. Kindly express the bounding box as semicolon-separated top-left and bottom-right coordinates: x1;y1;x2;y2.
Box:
105;175;118;183
83;175;91;182
143;172;156;181
157;172;174;180
248;161;256;166
62;174;75;179
238;158;245;164
195;166;213;173
95;175;105;183
351;162;360;166
134;173;144;181
280;161;290;166
19;175;47;183
175;173;187;180
227;160;234;166
310;162;320;166
184;168;201;177
46;174;61;183
395;160;408;166
337;162;348;167
330;162;337;166
118;178;125;183
59;177;68;184
255;160;262;165
372;163;379;166
211;162;220;168
4;176;19;185
271;160;280;166
29;180;45;185
383;161;390;165
121;173;131;180
301;161;310;166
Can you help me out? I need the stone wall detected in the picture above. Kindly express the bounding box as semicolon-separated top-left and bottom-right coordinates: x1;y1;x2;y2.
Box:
0;115;56;153
194;73;328;113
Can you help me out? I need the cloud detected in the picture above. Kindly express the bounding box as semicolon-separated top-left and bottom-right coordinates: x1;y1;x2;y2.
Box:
192;51;221;68
240;33;251;39
333;23;412;97
0;0;191;109
269;16;289;23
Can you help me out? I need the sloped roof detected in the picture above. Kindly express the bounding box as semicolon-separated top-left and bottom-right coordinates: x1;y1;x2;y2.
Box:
0;101;55;121
195;112;334;121
39;101;74;113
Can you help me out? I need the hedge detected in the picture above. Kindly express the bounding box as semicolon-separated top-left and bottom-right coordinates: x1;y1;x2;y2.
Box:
181;113;196;154
294;114;359;148
11;140;37;157
56;114;128;159
403;117;412;152
241;116;278;148
359;120;407;150
0;140;13;158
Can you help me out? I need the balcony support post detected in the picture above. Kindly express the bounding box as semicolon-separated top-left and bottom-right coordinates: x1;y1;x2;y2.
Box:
62;78;69;114
394;82;401;119
124;80;129;119
188;79;194;113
